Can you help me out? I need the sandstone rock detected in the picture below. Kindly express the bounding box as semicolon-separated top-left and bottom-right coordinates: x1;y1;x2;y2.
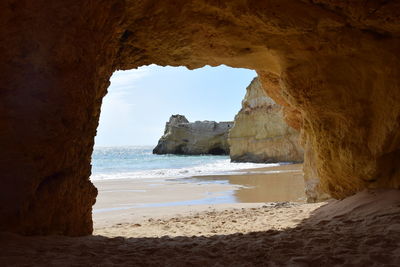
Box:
2;0;400;235
153;115;232;155
303;139;331;203
256;72;330;202
229;77;303;163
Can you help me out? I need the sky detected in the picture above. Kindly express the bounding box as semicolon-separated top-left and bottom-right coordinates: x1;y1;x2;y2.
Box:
94;65;256;146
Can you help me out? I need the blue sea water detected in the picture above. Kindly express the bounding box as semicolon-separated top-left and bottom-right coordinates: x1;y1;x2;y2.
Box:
91;146;276;180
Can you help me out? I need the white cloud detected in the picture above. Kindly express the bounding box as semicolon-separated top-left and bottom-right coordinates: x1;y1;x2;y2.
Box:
102;67;153;115
95;65;256;146
109;67;151;91
95;67;154;146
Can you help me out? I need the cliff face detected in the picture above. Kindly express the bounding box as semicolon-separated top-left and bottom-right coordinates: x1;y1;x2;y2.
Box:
153;115;232;155
2;0;400;235
229;78;303;163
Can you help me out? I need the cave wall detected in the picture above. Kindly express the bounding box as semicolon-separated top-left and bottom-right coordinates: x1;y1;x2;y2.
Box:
1;0;400;235
0;0;126;235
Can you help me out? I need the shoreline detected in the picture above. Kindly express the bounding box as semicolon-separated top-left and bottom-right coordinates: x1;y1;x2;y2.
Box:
92;163;305;228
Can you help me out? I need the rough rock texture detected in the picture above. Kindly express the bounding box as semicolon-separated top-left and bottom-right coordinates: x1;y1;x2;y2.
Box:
0;1;126;236
229;77;303;163
257;72;329;202
303;141;331;203
153;115;232;155
1;0;400;235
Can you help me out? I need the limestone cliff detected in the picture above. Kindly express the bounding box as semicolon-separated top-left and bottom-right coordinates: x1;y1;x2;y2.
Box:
229;78;303;163
153;115;232;155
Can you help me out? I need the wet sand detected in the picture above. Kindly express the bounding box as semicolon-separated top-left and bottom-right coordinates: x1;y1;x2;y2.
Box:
2;190;400;266
4;164;398;265
191;163;305;203
92;163;305;228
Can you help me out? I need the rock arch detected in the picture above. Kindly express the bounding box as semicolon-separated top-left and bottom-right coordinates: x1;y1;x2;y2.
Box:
1;0;399;235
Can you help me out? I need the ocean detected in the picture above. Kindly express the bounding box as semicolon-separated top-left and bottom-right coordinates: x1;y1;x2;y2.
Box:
90;146;276;180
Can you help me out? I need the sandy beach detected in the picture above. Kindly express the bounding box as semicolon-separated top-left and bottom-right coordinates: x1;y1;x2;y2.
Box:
92;164;305;228
2;189;399;266
1;164;400;266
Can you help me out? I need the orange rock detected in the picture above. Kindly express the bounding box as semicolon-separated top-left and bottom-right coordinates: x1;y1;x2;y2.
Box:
1;0;399;235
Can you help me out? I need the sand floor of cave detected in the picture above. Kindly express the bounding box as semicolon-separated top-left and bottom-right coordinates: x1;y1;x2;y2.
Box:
1;189;400;266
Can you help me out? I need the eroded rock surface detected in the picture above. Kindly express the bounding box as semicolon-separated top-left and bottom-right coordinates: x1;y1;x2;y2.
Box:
229;77;303;163
1;0;400;235
153;115;232;155
257;71;330;202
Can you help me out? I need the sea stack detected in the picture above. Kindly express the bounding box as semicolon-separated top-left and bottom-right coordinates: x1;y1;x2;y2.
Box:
228;77;304;163
153;115;232;155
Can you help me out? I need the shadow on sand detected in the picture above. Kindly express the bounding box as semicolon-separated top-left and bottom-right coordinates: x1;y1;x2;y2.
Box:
1;190;400;266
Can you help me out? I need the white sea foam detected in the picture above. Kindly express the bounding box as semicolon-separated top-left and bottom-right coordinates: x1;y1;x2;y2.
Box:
90;159;279;181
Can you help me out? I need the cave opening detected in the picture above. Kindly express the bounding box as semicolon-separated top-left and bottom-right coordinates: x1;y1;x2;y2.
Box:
207;146;227;155
90;62;313;237
91;64;299;230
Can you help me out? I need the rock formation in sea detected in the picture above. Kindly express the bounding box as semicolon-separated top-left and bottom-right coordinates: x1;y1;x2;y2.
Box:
229;77;304;163
153;115;232;155
2;1;400;235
